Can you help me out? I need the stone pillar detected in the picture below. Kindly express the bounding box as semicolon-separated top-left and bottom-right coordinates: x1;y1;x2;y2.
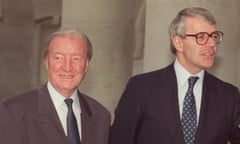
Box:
58;0;137;115
0;0;61;100
144;0;240;87
0;0;2;21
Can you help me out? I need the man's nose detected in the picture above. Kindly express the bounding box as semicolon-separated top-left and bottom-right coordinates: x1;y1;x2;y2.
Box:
63;58;72;71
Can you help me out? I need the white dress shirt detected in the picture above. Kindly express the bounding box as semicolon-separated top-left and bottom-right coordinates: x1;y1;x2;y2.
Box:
47;81;82;139
174;59;204;123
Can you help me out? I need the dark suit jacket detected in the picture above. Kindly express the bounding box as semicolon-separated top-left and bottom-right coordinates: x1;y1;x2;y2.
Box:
0;85;111;144
109;64;240;144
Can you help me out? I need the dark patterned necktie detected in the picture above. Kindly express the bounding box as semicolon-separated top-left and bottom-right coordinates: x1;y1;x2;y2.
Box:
64;98;81;144
181;76;199;144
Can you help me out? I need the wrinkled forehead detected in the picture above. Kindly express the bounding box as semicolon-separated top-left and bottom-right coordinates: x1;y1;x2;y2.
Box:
184;17;217;32
50;34;87;46
53;34;86;41
48;35;88;53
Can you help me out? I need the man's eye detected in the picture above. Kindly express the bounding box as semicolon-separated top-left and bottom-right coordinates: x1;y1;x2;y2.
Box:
197;34;205;40
54;55;63;60
211;34;218;40
72;56;81;61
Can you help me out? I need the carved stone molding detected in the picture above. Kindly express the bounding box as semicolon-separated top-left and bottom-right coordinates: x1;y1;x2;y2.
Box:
34;0;62;27
35;15;61;27
0;0;2;21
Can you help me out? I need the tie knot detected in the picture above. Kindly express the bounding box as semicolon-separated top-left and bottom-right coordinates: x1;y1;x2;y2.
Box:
188;76;199;88
65;98;73;108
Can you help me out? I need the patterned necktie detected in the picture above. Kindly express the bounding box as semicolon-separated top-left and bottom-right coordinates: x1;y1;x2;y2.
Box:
64;98;81;144
181;76;199;144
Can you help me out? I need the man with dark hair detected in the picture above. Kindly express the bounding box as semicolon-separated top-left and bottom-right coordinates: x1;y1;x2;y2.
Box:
109;7;240;144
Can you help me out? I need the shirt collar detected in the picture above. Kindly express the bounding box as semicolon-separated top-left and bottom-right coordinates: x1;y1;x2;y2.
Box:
174;59;204;86
47;81;79;110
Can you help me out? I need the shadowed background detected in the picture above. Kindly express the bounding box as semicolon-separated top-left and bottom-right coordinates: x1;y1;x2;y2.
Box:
0;0;239;118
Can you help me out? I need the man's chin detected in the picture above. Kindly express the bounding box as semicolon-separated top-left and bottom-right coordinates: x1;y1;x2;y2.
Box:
202;64;214;70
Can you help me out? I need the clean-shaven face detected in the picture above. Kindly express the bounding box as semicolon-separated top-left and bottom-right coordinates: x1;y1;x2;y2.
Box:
176;17;217;74
45;35;89;97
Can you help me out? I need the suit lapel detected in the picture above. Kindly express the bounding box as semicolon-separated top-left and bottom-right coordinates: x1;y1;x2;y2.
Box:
34;86;68;144
195;72;219;144
157;64;185;144
81;112;96;144
77;92;96;144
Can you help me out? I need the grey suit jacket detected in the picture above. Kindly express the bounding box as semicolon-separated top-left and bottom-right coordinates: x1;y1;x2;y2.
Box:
0;85;111;144
109;64;240;144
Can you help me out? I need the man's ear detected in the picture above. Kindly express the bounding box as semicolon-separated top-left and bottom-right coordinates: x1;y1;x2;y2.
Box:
84;59;89;73
44;58;49;70
173;36;183;52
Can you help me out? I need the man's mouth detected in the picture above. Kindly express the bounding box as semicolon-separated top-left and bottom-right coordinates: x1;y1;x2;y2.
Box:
59;75;73;79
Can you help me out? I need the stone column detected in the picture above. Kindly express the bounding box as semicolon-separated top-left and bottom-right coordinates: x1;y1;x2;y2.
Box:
58;0;137;115
144;0;240;87
0;0;61;100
